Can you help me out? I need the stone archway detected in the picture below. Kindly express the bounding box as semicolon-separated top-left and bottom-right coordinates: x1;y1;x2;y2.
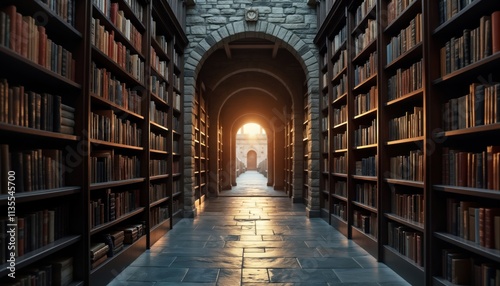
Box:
183;20;320;218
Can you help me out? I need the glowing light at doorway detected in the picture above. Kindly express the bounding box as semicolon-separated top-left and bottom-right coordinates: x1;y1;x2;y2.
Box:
238;123;265;135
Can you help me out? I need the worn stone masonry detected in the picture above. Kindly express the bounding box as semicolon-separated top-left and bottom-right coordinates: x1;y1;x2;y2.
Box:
183;0;321;218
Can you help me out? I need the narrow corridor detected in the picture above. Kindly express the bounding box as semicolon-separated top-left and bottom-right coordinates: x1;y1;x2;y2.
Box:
108;172;410;285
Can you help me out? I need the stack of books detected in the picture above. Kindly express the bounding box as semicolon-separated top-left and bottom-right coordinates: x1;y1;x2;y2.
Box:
90;242;109;270
52;256;73;286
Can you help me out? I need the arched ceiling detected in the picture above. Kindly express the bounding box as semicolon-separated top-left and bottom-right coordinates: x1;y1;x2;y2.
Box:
199;38;306;127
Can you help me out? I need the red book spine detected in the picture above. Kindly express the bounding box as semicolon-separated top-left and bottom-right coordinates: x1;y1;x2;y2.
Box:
38;26;46;67
110;3;118;25
20;16;28;58
15;12;22;54
492;11;500;53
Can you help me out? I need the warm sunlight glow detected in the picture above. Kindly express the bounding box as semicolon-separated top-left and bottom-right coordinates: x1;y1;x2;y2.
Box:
238;123;265;135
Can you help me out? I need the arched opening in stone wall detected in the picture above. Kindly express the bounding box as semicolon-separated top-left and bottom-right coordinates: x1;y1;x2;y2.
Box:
183;21;320;216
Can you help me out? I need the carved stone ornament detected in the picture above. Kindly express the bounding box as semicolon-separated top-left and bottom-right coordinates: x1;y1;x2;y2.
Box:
245;8;258;22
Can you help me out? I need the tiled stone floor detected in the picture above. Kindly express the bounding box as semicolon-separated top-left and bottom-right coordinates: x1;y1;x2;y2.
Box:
108;172;410;286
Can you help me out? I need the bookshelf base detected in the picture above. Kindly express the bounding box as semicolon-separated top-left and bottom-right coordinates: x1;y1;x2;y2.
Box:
150;219;172;247
90;235;147;285
383;245;424;286
320;208;330;223
351;226;378;259
330;215;348;237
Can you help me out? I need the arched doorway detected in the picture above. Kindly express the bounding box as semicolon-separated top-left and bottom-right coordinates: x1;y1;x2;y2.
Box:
182;21;320;218
247;150;257;170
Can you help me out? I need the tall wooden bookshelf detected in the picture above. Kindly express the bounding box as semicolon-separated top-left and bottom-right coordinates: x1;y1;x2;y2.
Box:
303;89;310;206
193;83;208;206
284;119;294;197
426;0;500;285
316;0;500;284
379;0;426;284
0;0;187;284
348;0;379;259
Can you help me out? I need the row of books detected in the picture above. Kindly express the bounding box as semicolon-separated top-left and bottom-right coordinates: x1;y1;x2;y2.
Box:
333;155;347;174
321;115;328;131
0;79;75;134
387;59;422;102
93;0;144;23
173;138;180;153
332;74;348;100
151;22;169;53
173;73;181;91
355;182;377;207
323;158;328;172
354;0;377;26
333;131;347;150
172;180;181;195
330;25;347;55
388;106;424;141
354;51;378;86
90;110;142;146
109;2;143;53
441;249;500;285
392;193;425;224
151;205;169;227
440;11;500;76
150;101;168;126
442;83;500;131
353;210;378;237
386;13;422;64
446;199;500;249
439;0;477;24
387;222;423;266
332;49;347;78
386;0;417;25
41;0;76;26
441;146;499;189
90;151;141;183
173;49;182;69
173;160;180;174
151;75;169;103
150;132;167;151
389;150;424;181
91;18;145;82
90;63;143;114
353;19;377;56
355;155;377;176
1;256;73;286
151;47;169;80
173;93;181;111
354;118;377;146
150;182;167;203
354;86;378;116
333;104;347;126
333;202;347;221
89;189;140;228
0;6;76;81
0;146;65;193
150;159;168;176
334;180;347;197
323;136;328;154
0;206;69;260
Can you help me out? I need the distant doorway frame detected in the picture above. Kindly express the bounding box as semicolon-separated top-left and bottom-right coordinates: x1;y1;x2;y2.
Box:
247;150;257;170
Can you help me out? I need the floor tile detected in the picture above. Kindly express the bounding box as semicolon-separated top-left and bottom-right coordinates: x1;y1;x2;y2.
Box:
244;257;300;268
242;269;270;283
183;268;219;282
